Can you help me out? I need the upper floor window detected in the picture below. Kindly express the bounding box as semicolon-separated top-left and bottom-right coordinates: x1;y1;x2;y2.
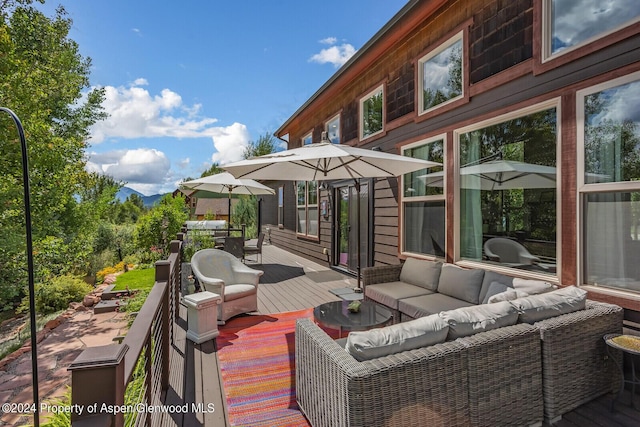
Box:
418;32;464;115
326;114;340;144
360;85;384;141
543;0;640;60
302;131;313;145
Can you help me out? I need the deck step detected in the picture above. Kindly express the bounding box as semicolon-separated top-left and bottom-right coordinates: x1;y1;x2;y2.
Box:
94;299;126;314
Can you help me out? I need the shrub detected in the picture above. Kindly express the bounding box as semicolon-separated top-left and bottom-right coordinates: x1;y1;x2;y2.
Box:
18;275;92;315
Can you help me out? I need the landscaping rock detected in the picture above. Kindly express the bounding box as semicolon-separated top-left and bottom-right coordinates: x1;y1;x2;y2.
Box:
82;295;95;307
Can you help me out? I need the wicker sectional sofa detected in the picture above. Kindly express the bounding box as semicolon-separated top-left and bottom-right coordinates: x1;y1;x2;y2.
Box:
294;258;623;426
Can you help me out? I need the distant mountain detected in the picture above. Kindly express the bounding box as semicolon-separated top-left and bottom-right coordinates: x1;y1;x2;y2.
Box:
116;186;167;207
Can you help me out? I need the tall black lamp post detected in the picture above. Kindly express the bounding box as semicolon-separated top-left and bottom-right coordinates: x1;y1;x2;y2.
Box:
1;107;39;426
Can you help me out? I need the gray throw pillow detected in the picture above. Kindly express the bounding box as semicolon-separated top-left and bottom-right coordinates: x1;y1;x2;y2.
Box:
345;314;449;361
481;281;510;304
439;301;519;340
487;288;529;303
512;278;554;295
399;258;442;291
437;264;485;304
479;271;514;303
510;285;587;324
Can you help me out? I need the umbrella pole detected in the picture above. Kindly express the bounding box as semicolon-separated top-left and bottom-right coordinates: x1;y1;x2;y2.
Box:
228;191;232;234
354;180;363;293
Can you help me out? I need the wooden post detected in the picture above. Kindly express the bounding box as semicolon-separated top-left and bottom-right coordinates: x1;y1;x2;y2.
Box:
155;259;171;397
69;344;128;427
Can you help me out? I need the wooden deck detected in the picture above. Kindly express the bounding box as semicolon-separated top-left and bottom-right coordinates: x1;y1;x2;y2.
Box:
164;243;639;427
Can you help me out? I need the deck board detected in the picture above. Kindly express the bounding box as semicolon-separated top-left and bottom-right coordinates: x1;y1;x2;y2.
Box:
167;243;640;426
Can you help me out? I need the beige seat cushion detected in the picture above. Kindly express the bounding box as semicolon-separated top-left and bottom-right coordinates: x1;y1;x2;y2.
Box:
364;282;433;310
398;293;474;318
223;284;257;302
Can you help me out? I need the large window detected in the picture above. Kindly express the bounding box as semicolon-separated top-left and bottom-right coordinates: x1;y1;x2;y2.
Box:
578;72;640;293
326;114;340;144
457;104;558;275
418;32;463;115
543;0;640;59
296;181;318;237
402;136;446;257
360;85;384;140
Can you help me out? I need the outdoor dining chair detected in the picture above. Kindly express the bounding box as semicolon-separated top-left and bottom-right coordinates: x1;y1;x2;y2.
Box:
243;232;265;263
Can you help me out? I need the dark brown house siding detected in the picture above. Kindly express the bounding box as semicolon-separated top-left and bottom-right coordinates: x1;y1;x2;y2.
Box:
272;0;640;312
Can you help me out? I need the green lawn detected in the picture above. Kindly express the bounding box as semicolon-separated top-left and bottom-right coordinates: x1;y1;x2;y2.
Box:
112;268;156;292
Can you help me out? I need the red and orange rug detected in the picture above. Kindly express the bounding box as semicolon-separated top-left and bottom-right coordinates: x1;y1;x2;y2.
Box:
217;308;336;427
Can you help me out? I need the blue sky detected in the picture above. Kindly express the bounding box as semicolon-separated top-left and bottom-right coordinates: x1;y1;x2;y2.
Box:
37;0;408;195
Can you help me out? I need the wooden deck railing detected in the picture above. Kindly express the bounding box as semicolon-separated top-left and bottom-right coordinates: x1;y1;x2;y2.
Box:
68;236;183;427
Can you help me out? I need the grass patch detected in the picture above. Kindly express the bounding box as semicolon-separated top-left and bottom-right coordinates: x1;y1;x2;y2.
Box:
112;268;155;292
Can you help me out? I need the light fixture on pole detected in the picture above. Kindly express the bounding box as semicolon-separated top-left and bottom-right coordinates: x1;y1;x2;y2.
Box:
1;107;39;426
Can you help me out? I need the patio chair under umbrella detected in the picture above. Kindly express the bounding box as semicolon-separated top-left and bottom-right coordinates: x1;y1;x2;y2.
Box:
223;134;440;290
180;172;275;230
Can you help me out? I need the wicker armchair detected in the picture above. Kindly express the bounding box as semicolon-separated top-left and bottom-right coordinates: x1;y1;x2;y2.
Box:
190;249;263;324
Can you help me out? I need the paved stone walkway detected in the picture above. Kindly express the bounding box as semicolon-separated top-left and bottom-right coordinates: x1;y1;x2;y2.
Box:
0;309;129;426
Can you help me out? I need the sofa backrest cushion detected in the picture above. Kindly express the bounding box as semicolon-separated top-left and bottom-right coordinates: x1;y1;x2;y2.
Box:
512;278;554;295
399;258;442;291
510;285;587;324
345;313;449;361
479;271;514;304
487;288;529;303
481;281;510;304
439;301;519;340
437;264;485;304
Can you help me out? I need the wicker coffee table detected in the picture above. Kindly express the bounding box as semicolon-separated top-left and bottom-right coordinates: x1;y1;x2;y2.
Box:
313;300;392;338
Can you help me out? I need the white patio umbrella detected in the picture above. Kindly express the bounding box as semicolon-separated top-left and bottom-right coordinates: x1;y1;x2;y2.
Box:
223;136;440;290
419;159;557;190
180;172;275;229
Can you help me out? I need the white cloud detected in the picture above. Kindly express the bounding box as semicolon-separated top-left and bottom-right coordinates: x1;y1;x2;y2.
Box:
88;148;171;186
210;122;251;165
319;37;337;45
309;42;356;68
89;80;219;143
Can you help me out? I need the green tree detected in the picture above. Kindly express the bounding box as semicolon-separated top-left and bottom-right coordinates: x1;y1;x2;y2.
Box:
200;163;224;177
0;2;106;309
243;132;277;159
134;194;188;256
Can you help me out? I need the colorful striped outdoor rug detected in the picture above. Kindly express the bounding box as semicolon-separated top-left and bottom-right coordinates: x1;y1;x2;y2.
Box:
217;308;336;427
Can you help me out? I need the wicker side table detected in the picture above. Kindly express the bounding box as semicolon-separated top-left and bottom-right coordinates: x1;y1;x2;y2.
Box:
604;333;640;411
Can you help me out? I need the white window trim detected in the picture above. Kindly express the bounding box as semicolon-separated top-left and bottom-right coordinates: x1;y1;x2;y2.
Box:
325;113;341;144
576;70;640;288
453;98;562;282
541;0;640;63
418;31;465;116
400;134;447;259
359;84;385;141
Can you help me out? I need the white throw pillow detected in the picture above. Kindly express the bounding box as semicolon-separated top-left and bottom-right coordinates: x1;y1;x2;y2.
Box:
345;314;449;362
487;288;529;303
510;285;587;324
512;278;555;295
438;301;519;340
